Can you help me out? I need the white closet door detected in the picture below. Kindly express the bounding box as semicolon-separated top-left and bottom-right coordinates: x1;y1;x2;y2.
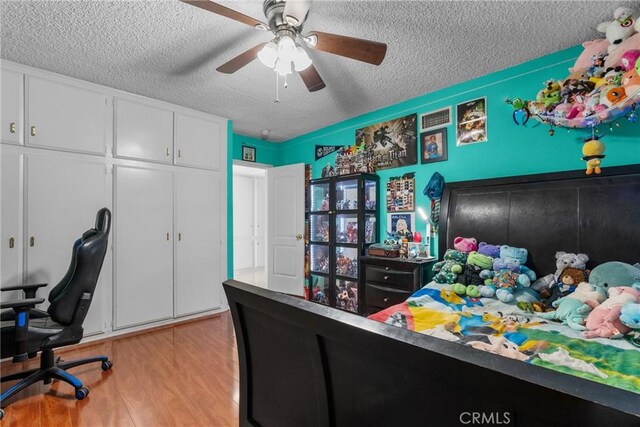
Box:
26;76;106;155
175;171;222;316
1;69;24;145
233;175;255;270
1;150;23;294
174;112;224;170
114;166;173;328
25;154;106;334
255;176;266;268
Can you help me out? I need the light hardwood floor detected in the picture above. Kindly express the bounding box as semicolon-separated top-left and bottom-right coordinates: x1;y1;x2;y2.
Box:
0;313;239;427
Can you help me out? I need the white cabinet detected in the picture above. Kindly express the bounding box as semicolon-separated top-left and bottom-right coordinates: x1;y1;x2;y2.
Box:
26;76;106;155
114;98;173;164
1;150;23;292
174;112;225;170
25;154;107;334
1;70;24;145
114;166;174;328
175;171;222;316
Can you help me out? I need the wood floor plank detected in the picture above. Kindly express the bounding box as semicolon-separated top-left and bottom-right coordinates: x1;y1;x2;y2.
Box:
1;312;239;426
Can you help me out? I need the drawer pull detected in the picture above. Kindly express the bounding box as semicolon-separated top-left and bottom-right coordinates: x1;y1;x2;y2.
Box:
384;275;389;280
383;297;389;302
385;267;390;271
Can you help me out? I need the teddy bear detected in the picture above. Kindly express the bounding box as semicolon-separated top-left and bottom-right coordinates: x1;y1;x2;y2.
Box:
597;7;637;54
553;252;589;278
498;245;537;281
583;285;640;339
432;249;467;284
478;242;500;258
478;268;531;303
453;237;478;253
537;282;608;330
452;251;493;297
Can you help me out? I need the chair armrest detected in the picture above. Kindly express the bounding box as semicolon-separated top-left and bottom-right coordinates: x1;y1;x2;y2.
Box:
1;283;48;299
0;298;45;310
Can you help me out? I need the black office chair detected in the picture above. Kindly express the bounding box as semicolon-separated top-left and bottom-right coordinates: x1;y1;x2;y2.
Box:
0;208;112;419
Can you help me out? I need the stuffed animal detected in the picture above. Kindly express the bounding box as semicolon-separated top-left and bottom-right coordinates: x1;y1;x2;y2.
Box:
588;261;640;293
600;85;628;108
537;282;608;330
581;136;605;175
621;49;640;71
620;301;640;330
583;285;640;338
597;7;637;54
553;252;589;278
432;249;467;284
498;245;536;281
478;268;531;303
453;237;478;253
605;33;640;68
569;39;610;73
622;69;640;96
453;251;494;297
478;242;501;258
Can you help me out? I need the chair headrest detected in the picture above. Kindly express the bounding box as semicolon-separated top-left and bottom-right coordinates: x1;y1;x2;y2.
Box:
95;208;111;235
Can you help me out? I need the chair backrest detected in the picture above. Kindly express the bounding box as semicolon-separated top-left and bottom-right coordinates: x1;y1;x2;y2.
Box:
47;208;111;326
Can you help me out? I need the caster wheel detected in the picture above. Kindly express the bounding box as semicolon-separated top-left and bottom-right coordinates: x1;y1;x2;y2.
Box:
0;408;4;420
101;360;113;371
55;356;63;364
75;386;90;400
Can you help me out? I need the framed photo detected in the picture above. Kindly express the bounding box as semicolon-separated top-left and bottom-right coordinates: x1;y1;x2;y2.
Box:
387;213;415;236
419;107;451;132
242;145;256;162
456;97;487;146
420;128;448;164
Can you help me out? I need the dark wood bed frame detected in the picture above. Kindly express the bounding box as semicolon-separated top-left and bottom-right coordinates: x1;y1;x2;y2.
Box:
224;165;640;427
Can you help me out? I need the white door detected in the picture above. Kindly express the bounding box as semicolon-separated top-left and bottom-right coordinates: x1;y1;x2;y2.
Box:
266;163;305;296
114;166;173;328
1;69;24;145
175;171;222;316
114;98;173;164
25;154;106;334
233;175;255;270
1;150;23;298
174;112;224;170
26;76;106;155
255;176;266;268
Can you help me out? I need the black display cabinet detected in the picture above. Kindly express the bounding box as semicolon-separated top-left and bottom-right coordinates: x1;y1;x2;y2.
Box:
307;173;379;314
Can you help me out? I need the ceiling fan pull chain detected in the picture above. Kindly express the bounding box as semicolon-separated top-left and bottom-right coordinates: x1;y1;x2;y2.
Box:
284;74;288;89
275;71;280;103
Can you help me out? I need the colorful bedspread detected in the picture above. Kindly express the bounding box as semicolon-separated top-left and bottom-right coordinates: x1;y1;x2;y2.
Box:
368;282;640;393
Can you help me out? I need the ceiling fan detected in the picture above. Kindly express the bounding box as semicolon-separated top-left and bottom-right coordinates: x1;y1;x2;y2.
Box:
181;0;388;92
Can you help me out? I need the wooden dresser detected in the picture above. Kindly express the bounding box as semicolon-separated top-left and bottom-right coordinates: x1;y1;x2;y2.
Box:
360;256;435;316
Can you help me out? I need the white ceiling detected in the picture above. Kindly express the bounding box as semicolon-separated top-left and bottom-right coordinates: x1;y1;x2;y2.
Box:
1;1;637;141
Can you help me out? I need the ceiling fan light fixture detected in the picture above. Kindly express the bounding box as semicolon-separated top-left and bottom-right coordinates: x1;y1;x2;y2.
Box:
257;41;278;68
293;46;312;71
277;35;297;63
275;58;293;76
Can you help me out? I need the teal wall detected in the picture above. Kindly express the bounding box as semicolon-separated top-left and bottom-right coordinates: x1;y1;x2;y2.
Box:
232;134;281;166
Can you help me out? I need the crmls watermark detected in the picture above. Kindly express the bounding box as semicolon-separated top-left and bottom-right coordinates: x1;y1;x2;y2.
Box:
459;412;512;425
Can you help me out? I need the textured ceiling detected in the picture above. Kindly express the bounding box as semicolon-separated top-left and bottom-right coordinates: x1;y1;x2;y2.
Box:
1;1;637;141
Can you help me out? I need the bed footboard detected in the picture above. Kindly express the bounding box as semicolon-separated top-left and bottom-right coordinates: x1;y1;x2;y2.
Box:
223;280;640;427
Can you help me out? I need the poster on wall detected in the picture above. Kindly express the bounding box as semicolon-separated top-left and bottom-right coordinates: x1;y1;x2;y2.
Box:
456;97;487;146
386;173;415;212
355;113;417;171
315;145;346;161
387;213;415;236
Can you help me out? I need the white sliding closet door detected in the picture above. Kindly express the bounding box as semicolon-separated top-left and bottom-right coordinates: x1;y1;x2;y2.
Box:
1;151;23;296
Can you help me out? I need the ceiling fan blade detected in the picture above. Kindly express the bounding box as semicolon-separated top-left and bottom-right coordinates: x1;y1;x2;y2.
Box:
299;64;326;92
181;0;268;30
305;31;387;65
217;42;267;74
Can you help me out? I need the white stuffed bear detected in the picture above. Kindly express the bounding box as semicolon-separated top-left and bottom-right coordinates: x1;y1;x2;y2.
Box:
597;7;637;54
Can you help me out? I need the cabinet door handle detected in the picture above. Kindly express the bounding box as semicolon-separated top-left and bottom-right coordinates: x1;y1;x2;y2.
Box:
178;149;182;158
166;232;170;241
9;122;16;134
30;236;35;247
384;275;389;280
385;267;390;271
166;147;170;157
383;297;390;303
30;126;37;137
178;233;182;241
9;237;15;248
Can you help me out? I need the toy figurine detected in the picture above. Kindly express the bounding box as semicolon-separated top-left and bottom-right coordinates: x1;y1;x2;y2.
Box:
505;97;531;125
581;136;606;175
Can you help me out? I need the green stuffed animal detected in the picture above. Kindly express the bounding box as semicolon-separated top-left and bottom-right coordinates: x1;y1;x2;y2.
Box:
433;249;467;284
452;251;493;297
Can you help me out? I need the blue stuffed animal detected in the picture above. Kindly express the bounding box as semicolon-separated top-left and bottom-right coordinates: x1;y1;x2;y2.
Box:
499;245;537;281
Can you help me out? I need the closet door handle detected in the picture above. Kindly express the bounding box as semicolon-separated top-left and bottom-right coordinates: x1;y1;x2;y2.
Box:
9;237;15;248
166;232;170;241
30;236;35;247
30;126;37;137
9;122;16;134
178;149;182;158
166;147;170;157
178;233;182;241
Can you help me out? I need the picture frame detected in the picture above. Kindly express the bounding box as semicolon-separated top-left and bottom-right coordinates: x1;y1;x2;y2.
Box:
242;145;256;162
387;213;415;236
456;97;488;146
419;107;452;132
386;173;415;212
420;128;448;164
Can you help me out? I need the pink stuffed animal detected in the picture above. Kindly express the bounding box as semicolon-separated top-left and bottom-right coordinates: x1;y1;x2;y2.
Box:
621;49;640;71
567;282;608;307
605;34;640;69
583;286;640;339
453;237;478;253
569;39;610;73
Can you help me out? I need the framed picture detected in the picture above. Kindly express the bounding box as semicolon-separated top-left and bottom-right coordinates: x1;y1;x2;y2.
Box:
420;128;448;164
387;213;415;236
456;97;487;146
386;173;415;212
419;107;451;132
242;145;256;162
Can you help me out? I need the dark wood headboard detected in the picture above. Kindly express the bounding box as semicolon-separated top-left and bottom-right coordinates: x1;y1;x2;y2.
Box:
439;165;640;275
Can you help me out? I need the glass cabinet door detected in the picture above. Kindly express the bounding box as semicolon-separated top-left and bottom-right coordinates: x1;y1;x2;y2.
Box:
335;246;358;278
310;244;330;274
336;214;358;244
335;179;359;210
310;275;330;305
310;182;330;212
364;214;376;244
335;279;358;313
310;214;330;243
364;179;377;210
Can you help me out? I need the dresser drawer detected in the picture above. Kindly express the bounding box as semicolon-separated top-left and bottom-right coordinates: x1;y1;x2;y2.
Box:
366;266;415;291
365;283;413;312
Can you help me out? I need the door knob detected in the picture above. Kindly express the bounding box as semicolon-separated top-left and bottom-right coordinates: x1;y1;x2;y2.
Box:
295;234;303;241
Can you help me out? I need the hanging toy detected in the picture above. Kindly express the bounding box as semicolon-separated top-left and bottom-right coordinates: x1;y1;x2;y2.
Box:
581;135;606;175
505;98;531;125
